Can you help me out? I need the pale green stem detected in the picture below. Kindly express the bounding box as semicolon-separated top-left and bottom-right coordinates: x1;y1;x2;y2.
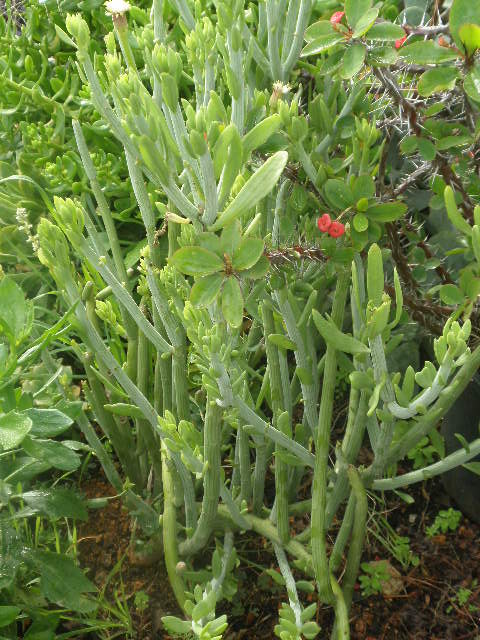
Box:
311;268;350;604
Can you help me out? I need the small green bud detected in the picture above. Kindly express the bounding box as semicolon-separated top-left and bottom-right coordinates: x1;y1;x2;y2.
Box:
54;196;85;240
65;13;90;50
190;130;207;157
160;72;179;111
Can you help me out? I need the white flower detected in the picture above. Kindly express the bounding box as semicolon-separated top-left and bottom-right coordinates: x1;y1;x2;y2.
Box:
105;0;130;16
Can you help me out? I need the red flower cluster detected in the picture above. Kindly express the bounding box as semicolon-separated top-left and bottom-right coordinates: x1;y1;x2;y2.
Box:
330;11;345;25
395;35;407;49
317;214;345;238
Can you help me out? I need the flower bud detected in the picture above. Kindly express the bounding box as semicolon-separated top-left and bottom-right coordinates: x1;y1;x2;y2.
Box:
65;14;90;50
317;213;332;232
328;221;345;238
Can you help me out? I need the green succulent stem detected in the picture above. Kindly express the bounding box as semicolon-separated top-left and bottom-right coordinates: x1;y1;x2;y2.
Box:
311;267;350;604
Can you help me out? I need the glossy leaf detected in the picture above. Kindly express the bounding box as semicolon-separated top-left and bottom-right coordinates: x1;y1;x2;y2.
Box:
232;237;264;271
222;277;244;328
365;202;407;222
450;0;480;52
190;273;224;307
324;179;354;210
25;408;73;438
398;41;459;64
304;20;335;42
366;22;406;41
341;43;366;79
458;24;480;56
345;0;372;29
0;412;32;450
301;34;345;57
211;151;288;230
352;8;379;38
169;246;224;276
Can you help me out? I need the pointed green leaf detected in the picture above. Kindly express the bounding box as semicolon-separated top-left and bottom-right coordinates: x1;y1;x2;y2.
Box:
242;254;270;279
222;277;244;327
0;606;21;628
21;489;88;521
242;114;282;158
169;246;224;275
190;273;224;307
211;151;288;230
0;411;32;450
30;550;96;611
312;310;369;354
232;238;264;271
267;334;297;351
301;34;345;57
0;277;34;344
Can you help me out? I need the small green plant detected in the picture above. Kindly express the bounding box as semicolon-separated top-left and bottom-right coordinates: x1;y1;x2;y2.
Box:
134;590;150;614
371;517;419;569
426;508;462;537
446;580;478;614
359;561;391;597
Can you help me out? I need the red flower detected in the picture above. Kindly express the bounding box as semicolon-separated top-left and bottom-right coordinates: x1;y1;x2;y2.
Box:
395;35;407;49
328;221;345;238
330;11;345;25
317;213;332;232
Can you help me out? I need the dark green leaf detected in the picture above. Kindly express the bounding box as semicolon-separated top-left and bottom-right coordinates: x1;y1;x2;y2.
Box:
0;278;34;344
21;489;87;521
312;310;369;354
21;437;81;471
341;43;366;79
417;67;459;97
450;0;480;52
29;550;96;611
0;606;21;628
324;179;354;210
301;34;345;57
398;41;459;64
25;409;73;438
366;22;406;41
345;0;372;29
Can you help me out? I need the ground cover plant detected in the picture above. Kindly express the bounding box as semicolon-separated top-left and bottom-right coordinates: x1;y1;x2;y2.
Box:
3;0;480;638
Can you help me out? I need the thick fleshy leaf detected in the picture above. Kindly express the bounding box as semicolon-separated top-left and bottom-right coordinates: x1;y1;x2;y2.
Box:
0;411;32;450
398;41;459;64
365;202;407;222
190;273;224;307
211;151;288;230
21;437;81;471
367;243;385;307
450;0;480;52
222;277;244;328
341;43;366;79
242;115;282;157
169;246;224;276
417;67;460;96
301;34;345;57
312;310;369;354
366;22;406;41
345;0;372;29
232;238;264;271
25;408;73;438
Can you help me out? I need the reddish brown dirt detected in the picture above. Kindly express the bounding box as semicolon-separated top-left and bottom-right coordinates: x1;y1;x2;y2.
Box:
73;465;480;639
